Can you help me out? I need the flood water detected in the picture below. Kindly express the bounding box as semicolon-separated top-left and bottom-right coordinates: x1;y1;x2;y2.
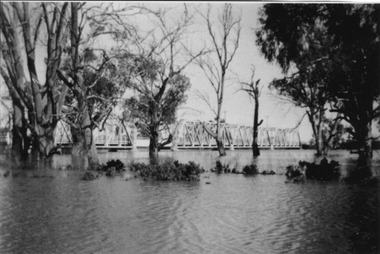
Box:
0;149;379;254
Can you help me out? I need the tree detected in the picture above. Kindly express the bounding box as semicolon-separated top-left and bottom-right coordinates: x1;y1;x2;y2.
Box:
256;4;335;156
119;4;205;154
239;67;263;156
0;2;69;163
255;4;379;175
124;71;191;153
56;2;133;169
324;5;380;172
196;3;241;156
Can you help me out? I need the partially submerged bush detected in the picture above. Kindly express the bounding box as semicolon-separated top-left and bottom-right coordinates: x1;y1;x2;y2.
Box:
286;158;340;182
242;164;259;175
211;161;232;174
93;159;126;177
81;171;98;181
305;158;340;181
130;160;204;181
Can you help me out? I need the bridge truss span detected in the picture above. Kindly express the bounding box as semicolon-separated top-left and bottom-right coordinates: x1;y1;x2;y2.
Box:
54;119;301;150
175;121;301;149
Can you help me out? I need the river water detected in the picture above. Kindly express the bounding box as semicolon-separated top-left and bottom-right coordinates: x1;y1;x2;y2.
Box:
0;149;379;254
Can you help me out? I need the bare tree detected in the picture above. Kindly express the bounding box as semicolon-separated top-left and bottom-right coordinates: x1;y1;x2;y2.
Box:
239;67;263;156
195;3;241;156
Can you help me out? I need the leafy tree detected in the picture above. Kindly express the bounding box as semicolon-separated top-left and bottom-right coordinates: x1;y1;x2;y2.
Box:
57;2;134;169
324;5;379;169
124;71;191;153
256;4;379;174
256;4;334;156
119;4;205;154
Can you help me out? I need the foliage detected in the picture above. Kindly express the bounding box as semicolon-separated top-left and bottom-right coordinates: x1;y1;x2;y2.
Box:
256;4;335;156
286;159;340;181
124;72;191;138
211;161;231;173
81;171;98;181
93;159;126;177
130;160;205;181
211;161;244;174
256;4;380;160
118;5;204;153
242;164;259;175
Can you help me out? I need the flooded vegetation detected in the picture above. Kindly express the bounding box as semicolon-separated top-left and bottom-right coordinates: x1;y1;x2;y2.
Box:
0;150;379;253
0;1;379;254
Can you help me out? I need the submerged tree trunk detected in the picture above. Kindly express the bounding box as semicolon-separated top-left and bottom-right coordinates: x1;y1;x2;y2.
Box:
71;127;88;170
307;111;324;157
216;139;226;156
11;104;29;163
149;127;159;154
216;97;226;156
252;96;261;157
357;122;373;176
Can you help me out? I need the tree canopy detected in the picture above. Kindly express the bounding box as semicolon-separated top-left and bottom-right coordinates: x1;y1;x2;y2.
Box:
256;4;380;160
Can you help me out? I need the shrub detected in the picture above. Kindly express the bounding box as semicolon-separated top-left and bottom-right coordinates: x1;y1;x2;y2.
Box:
286;159;340;181
93;159;126;177
285;165;303;178
242;164;259;175
211;161;235;174
130;160;204;181
81;171;98;181
304;158;340;181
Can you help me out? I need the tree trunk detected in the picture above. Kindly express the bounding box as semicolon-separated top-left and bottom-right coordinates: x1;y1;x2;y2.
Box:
216;139;226;156
86;128;99;167
11;104;29;163
307;111;323;156
149;127;159;154
71;127;88;170
357;122;373;176
252;97;260;157
216;97;226;156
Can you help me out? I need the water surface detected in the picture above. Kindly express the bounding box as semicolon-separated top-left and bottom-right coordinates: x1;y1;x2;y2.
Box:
0;150;379;253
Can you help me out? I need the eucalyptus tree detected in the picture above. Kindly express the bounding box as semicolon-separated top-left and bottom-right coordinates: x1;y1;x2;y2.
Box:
56;2;135;169
256;4;335;156
0;2;69;162
195;3;241;156
256;4;379;174
119;4;206;154
0;1;137;168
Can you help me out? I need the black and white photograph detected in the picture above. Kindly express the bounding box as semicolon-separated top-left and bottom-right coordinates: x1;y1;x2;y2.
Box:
0;1;379;253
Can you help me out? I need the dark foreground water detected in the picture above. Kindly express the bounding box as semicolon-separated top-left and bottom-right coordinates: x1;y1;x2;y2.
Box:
0;149;379;254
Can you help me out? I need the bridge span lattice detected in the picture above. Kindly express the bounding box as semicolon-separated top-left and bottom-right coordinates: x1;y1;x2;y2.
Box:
54;119;301;150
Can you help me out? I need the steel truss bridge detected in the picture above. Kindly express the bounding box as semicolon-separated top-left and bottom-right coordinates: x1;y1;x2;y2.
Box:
55;120;301;150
